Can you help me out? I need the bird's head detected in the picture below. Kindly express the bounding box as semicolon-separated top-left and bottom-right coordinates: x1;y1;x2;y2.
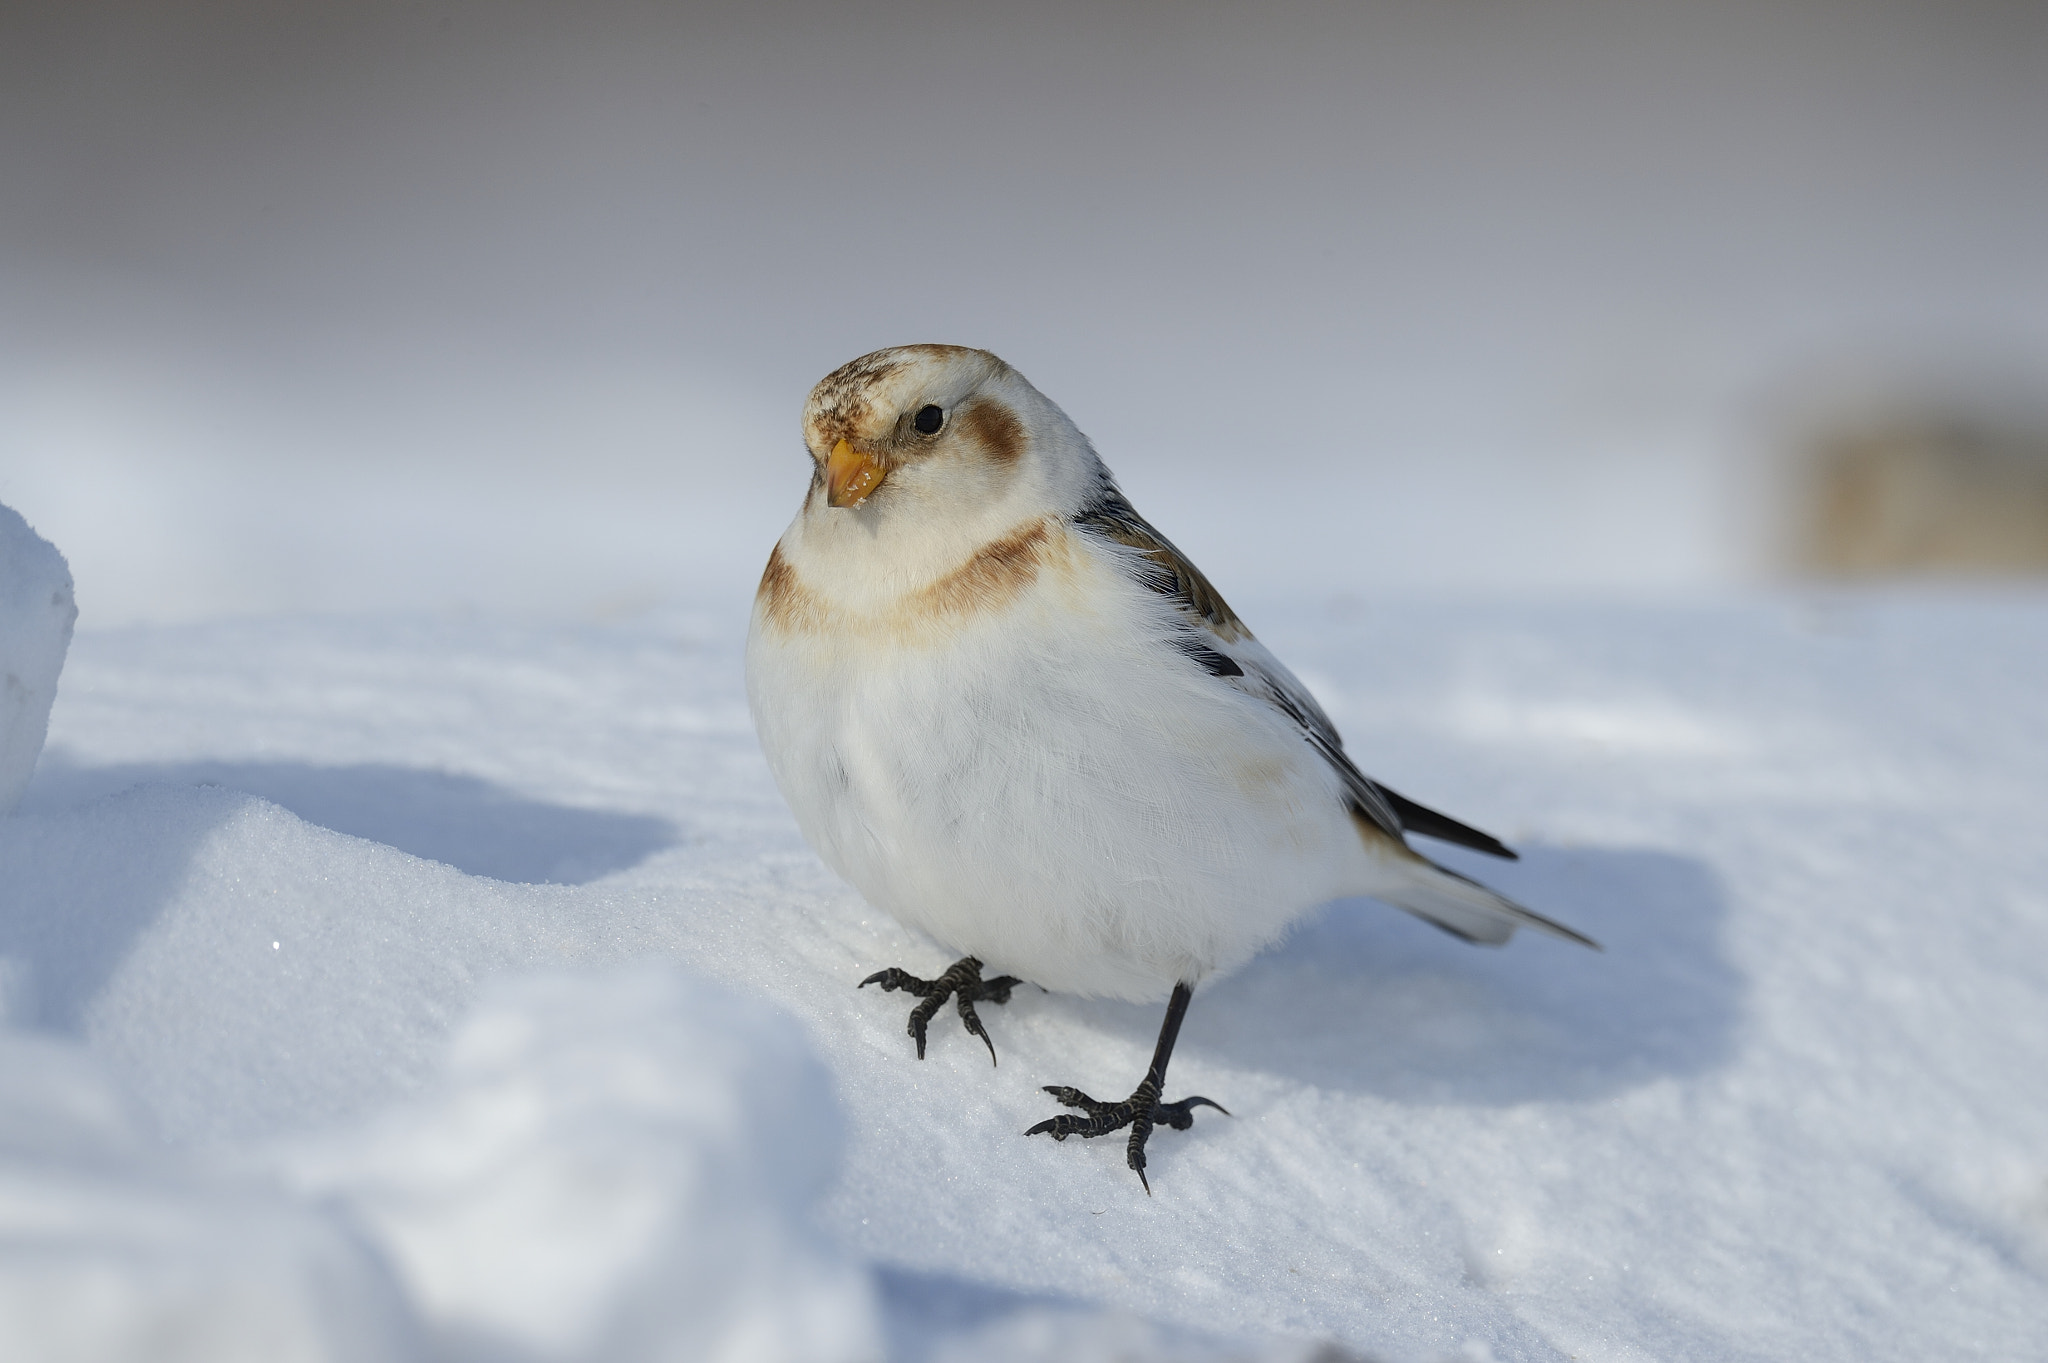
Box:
799;345;1081;520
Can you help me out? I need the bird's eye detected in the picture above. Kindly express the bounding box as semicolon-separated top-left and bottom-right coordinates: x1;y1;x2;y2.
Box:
913;405;944;435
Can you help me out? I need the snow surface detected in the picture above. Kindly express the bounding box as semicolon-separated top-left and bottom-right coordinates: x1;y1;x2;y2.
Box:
0;1029;418;1363
3;592;2047;1360
0;504;75;812
275;967;882;1363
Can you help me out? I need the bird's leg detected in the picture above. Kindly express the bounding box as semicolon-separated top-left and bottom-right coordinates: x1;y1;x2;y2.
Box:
858;956;1022;1065
1024;982;1227;1193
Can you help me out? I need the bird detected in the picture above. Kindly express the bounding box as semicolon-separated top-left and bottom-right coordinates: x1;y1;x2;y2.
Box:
745;344;1596;1191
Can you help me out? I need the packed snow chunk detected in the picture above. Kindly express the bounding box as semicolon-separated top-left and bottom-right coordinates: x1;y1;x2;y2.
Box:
0;1029;422;1363
0;782;571;1141
0;503;77;813
277;966;882;1363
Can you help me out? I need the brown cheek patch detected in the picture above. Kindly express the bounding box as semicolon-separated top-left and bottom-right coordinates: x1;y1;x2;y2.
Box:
960;398;1026;465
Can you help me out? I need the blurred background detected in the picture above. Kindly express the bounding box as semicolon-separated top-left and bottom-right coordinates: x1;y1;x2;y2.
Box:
1;0;2044;625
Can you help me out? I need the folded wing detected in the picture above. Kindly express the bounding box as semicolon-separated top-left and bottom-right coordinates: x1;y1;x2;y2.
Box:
1072;476;1596;950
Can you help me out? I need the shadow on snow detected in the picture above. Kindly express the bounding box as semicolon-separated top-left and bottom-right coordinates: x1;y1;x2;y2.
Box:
1061;843;1741;1107
20;757;676;886
1;761;676;1036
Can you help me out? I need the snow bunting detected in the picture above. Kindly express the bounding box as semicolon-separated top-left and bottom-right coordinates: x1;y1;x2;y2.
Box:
746;345;1596;1189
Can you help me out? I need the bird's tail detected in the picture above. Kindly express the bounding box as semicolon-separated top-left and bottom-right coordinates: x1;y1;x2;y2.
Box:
1379;856;1600;950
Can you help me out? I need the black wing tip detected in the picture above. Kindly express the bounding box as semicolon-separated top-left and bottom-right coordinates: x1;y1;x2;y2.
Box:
1380;785;1520;860
1511;898;1601;951
1537;918;1603;951
1455;833;1519;860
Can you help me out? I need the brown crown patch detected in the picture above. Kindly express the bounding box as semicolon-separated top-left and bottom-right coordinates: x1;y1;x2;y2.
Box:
960;397;1026;465
803;346;1012;454
804;354;906;452
809;352;908;414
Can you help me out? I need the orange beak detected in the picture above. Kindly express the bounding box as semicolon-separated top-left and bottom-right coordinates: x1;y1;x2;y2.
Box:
825;439;888;508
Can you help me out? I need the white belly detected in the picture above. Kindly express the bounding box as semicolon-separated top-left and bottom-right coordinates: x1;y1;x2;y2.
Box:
745;542;1376;1002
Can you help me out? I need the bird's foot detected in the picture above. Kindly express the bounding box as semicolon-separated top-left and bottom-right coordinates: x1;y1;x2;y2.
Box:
1025;1079;1228;1193
859;956;1022;1064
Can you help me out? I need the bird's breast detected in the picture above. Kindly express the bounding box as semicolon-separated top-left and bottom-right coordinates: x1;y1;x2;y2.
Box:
744;527;1366;999
753;515;1089;648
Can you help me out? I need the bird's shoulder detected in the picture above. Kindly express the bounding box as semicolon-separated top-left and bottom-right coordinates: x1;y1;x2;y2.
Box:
1065;480;1402;839
1070;479;1248;644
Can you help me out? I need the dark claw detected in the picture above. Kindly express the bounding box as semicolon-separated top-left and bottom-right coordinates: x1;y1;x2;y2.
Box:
956;993;998;1066
907;990;950;1059
1041;1085;1119;1118
1025;1079;1226;1191
1025;981;1215;1193
857;957;1018;1064
859;967;929;993
973;975;1022;1005
1153;1096;1228;1130
1126;1108;1156;1192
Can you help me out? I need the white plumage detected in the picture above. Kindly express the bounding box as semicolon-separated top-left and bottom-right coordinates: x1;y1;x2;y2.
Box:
746;344;1592;1186
747;344;1587;1005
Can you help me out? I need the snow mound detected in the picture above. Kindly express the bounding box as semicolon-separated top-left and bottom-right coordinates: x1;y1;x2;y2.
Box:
0;783;557;1140
2;779;880;1361
0;961;883;1363
0;503;76;812
0;1030;420;1363
277;967;881;1363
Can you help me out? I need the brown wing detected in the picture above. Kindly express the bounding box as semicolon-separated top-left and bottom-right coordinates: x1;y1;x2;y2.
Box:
1073;475;1517;860
1072;480;1246;642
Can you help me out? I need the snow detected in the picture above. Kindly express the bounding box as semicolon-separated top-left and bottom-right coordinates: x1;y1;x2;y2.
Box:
2;581;2047;1360
275;968;881;1363
0;504;75;812
0;1029;419;1363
